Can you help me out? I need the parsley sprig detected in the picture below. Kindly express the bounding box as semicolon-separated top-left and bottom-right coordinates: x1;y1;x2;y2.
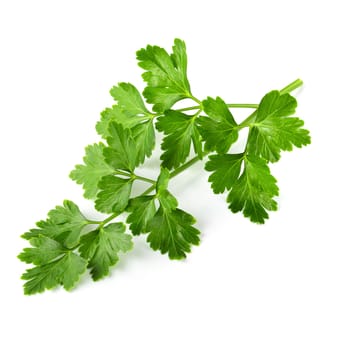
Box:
18;39;310;294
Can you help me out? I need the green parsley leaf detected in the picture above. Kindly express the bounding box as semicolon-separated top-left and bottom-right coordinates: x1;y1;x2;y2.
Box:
227;155;279;223
103;122;137;171
20;237;87;295
149;168;198;259
158;190;178;212
22;200;88;248
126;168;174;236
19;39;312;295
147;208;200;260
131;120;156;165
156;110;202;169
95;175;133;214
96;105;134;138
97;109;155;165
198;97;239;153
127;168;199;258
126;196;156;235
247;90;311;162
96;83;156;164
69;143;115;199
110;82;151;116
96;83;152;138
18;236;66;265
79;223;133;281
137;38;192;112
205;153;244;194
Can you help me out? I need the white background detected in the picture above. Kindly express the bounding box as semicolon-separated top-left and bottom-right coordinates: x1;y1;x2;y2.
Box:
1;0;349;349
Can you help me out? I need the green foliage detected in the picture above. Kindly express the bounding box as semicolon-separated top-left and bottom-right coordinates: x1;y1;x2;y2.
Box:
95;175;133;214
110;82;150;116
21;200;89;248
19;38;311;294
79;223;133;281
198;97;239;153
247;91;311;162
147;208;200;259
19;235;87;295
137;39;192;112
127;168;199;259
96;83;155;165
205;153;244;194
70;143;114;199
227;155;279;223
126;196;156;235
156;110;203;169
104;122;138;171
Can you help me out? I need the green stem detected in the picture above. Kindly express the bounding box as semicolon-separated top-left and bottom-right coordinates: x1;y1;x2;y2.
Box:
189;95;202;105
114;169;131;177
227;103;259;109
140;153;209;196
140;185;156;196
114;169;156;185
133;174;156;185
100;213;118;227
94;156;209;228
176;106;199;112
279;79;303;95
170;154;207;179
239;110;258;128
86;220;101;225
177;103;259;112
86;212;119;227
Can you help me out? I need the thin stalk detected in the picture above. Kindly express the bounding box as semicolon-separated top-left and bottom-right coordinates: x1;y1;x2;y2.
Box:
114;169;131;177
279;79;303;95
176;106;200;112
114;169;156;185
140;154;208;196
86;220;101;225
177;103;259;112
169;154;207;179
189;95;202;105
133;174;156;185
239;110;258;128
140;184;156;196
227;103;259;109
99;213;119;227
86;212;119;227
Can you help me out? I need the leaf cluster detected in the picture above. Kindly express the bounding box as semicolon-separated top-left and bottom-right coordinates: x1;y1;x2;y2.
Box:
19;39;310;294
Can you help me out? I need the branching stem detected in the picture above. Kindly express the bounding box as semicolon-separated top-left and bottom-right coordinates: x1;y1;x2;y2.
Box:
133;174;156;185
89;79;303;227
177;103;259;112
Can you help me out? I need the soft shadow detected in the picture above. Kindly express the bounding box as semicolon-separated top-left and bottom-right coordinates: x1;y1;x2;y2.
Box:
112;235;157;272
